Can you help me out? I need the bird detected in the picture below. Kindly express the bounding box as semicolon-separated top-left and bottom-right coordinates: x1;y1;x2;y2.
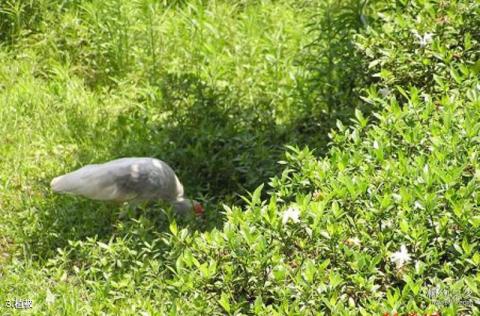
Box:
50;157;204;216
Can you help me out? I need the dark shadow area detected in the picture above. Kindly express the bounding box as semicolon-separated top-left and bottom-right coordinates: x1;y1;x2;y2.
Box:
25;192;210;260
22;71;365;266
20;1;374;264
108;72;336;207
24;198;118;259
26;49;369;261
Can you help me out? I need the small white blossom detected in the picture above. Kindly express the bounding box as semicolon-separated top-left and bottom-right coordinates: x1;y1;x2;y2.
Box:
390;245;411;269
379;87;391;97
414;201;424;210
421;33;434;46
345;237;361;247
423;164;429;174
392;193;402;202
282;206;300;225
413;31;434;47
382;219;393;229
46;289;56;305
413;31;433;47
421;92;431;103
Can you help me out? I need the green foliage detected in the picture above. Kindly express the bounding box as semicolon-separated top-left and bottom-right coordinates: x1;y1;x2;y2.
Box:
1;0;479;315
0;0;50;44
356;0;480;100
301;0;369;117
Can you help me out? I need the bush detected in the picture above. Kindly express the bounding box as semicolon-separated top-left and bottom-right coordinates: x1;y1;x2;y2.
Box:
356;0;480;101
154;89;480;313
150;1;480;314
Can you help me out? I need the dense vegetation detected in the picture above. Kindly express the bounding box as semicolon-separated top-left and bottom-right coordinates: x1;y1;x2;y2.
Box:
0;0;479;314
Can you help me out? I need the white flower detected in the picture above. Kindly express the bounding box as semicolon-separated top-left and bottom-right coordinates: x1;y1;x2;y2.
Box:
282;206;300;225
379;87;391;97
390;245;411;269
414;201;424;210
421;92;431;103
46;289;56;305
345;237;361;247
413;31;434;47
392;193;402;202
423;164;429;174
382;219;393;229
421;33;434;46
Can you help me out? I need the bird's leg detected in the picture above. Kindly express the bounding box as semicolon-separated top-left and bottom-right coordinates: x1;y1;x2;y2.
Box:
135;201;155;217
118;203;130;219
119;200;158;219
118;201;141;219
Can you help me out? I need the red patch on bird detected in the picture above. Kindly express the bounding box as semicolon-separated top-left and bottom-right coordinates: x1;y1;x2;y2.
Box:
194;203;204;216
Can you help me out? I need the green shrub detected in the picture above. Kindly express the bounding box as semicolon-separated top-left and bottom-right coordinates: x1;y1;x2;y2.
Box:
356;0;480;101
154;86;479;314
148;0;480;314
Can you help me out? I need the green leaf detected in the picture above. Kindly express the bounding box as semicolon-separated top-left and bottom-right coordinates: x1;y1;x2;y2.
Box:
354;109;368;128
169;221;178;236
465;278;479;295
472;60;480;74
219;292;231;313
450;67;463;84
464;32;472;50
98;242;110;250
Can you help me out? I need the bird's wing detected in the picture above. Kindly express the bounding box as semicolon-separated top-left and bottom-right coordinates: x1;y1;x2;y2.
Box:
51;160;136;201
51;158;182;202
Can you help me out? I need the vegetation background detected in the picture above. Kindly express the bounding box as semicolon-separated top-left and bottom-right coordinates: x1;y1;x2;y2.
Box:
0;0;479;314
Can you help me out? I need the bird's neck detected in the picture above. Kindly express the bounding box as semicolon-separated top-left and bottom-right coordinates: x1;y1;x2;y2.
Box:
171;197;193;214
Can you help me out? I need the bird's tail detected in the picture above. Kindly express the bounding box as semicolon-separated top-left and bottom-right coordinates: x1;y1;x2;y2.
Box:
50;165;99;194
50;174;77;193
50;164;123;201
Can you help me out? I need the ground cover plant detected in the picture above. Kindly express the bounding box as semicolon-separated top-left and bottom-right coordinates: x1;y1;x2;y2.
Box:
0;0;479;315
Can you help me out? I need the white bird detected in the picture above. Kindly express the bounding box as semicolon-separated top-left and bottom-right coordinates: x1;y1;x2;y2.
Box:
50;157;204;215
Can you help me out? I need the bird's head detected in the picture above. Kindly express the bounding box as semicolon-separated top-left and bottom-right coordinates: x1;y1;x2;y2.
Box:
172;198;204;216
